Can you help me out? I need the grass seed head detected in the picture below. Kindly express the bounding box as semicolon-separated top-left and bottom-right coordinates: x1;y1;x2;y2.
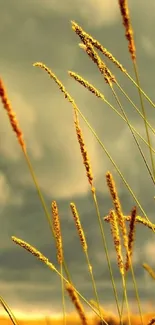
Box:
71;20;126;73
66;283;88;325
33;62;79;122
70;202;87;252
125;206;137;271
0;78;26;152
12;236;53;266
109;210;124;276
104;215;155;232
75;120;94;187
118;0;136;61
106;171;128;252
51;200;63;264
79;41;116;86
68;71;104;100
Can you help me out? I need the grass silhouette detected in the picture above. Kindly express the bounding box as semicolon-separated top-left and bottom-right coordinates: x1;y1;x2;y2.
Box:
0;0;155;324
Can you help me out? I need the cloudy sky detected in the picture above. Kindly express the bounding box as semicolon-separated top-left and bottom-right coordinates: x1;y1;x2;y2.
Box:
0;0;155;319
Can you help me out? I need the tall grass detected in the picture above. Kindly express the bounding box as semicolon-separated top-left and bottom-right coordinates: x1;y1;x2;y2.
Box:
0;1;155;324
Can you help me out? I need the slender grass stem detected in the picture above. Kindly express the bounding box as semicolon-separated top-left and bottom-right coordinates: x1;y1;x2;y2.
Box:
110;86;155;184
85;251;104;324
91;190;122;322
23;150;72;283
0;296;19;325
11;236;109;324
133;61;155;180
68;71;155;154
121;275;131;325
60;263;66;325
115;80;155;136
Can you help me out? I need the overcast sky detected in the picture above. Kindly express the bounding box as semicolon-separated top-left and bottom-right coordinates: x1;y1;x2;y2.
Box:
0;0;155;319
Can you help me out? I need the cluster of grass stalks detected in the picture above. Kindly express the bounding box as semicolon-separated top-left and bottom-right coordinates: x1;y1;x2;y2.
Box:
1;0;155;324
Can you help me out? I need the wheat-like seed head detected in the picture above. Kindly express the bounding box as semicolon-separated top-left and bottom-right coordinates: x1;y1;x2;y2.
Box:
34;62;94;189
66;283;88;325
12;236;55;267
79;41;116;86
68;71;104;100
71;21;126;73
70;202;87;252
51;201;63;264
104;215;155;232
74;119;94;188
0;79;26;152
109;210;124;276
106;172;128;252
125;206;137;271
118;0;136;61
33;62;79;121
143;263;155;280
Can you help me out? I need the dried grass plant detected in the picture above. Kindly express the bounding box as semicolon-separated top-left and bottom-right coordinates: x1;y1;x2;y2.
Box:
51;201;66;325
0;1;155;325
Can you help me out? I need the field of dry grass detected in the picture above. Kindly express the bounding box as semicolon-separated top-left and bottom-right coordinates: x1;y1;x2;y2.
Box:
1;311;155;325
0;0;155;324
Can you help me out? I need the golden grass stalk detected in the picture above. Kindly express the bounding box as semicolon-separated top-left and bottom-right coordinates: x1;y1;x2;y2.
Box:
0;74;71;283
104;215;155;232
79;33;155;185
108;85;155;185
0;296;19;325
69;71;104;99
106;171;128;252
71;20;155;111
70;43;155;154
70;203;87;252
34;61;151;228
125;206;137;271
66;283;88;325
114;80;155;140
68;71;155;155
33;62;153;324
118;0;155;181
105;209;154;322
11;236;107;320
34;60;121;319
0;78;26;152
51;200;63;264
143;263;155;280
135;64;155;181
79;41;115;86
71;20;126;73
109;209;131;325
109;210;124;276
69;72;155;224
74;119;94;189
33;62;79;122
73;108;122;320
106;172;143;324
70;202;104;324
51;200;66;325
118;0;136;61
0;157;22;324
